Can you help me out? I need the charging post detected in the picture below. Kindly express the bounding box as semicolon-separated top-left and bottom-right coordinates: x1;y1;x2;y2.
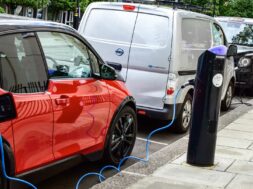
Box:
187;45;237;166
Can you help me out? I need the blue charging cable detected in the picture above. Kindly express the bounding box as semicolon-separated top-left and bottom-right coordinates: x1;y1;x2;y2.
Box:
0;135;37;189
76;87;183;188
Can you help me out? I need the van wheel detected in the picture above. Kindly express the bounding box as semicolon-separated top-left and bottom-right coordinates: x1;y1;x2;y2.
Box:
221;81;234;111
174;94;192;133
103;106;137;165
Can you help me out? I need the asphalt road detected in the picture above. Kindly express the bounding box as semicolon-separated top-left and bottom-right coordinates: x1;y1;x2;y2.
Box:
34;95;252;189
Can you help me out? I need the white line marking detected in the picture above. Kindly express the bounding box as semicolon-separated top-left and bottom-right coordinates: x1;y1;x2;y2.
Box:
136;137;168;146
121;170;147;177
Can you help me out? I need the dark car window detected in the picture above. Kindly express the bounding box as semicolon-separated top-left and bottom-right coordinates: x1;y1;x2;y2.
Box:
37;32;93;79
0;33;48;93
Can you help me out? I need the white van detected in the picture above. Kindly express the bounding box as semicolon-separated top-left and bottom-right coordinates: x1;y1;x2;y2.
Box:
78;2;235;133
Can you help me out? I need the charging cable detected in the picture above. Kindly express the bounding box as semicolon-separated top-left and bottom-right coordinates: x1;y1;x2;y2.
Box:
0;135;37;189
76;83;190;188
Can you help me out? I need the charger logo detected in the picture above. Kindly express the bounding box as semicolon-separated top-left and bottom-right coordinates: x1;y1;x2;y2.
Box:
212;74;223;87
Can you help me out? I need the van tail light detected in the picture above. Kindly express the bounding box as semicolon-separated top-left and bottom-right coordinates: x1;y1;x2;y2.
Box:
138;110;146;115
167;87;174;95
0;93;17;122
123;5;136;11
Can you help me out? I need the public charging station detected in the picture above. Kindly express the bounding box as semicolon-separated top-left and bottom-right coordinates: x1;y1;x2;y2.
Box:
187;45;237;166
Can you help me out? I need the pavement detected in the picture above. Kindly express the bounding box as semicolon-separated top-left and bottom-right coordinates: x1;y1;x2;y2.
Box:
90;99;253;189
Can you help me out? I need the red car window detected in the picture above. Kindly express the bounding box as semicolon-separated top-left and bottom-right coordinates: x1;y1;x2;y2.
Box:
0;33;48;93
37;32;94;79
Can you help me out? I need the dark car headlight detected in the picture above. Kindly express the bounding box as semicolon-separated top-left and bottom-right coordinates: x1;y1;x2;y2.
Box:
238;57;251;67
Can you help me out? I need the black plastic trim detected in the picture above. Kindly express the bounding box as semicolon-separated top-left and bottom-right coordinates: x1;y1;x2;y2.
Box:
1;138;15;176
137;103;182;120
178;70;196;76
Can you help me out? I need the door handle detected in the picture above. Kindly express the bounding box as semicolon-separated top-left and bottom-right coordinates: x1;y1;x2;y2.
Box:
55;95;69;106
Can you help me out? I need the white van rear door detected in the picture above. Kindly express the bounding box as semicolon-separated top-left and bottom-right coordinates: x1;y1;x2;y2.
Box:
127;13;172;110
81;7;138;80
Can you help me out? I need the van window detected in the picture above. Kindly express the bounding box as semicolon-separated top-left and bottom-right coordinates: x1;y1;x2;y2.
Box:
132;14;169;47
84;9;137;43
0;33;48;93
212;23;225;46
182;19;211;49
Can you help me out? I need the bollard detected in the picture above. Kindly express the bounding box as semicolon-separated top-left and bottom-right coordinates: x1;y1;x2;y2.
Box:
187;45;237;166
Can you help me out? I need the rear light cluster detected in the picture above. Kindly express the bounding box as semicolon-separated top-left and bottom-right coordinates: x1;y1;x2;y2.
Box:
123;5;136;11
0;94;17;122
138;110;146;115
167;87;174;95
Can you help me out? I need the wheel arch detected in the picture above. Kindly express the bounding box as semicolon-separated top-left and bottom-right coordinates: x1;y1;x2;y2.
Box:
103;96;136;147
230;76;236;86
102;96;137;163
187;88;194;98
1;137;15;176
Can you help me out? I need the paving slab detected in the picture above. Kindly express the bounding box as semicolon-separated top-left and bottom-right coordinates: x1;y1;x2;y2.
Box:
240;114;253;120
127;176;221;189
225;123;253;133
152;164;235;188
249;143;253;150
233;118;253;125
91;174;144;189
227;160;253;176
226;174;253;189
216;136;252;149
218;129;253;141
172;153;234;172
215;146;253;161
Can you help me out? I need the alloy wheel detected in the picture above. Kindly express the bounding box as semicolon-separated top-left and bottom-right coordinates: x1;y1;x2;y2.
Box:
181;99;192;129
226;85;233;107
110;113;135;160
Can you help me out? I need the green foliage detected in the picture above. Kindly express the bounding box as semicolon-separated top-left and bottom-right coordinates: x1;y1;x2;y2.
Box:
49;0;75;12
0;6;4;13
0;0;49;8
221;0;253;18
184;0;211;7
183;0;253;18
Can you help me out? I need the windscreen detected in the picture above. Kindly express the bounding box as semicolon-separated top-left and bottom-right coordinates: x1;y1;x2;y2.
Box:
219;21;253;46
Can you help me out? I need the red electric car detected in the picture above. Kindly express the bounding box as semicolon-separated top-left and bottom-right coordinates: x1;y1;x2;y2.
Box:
0;16;137;188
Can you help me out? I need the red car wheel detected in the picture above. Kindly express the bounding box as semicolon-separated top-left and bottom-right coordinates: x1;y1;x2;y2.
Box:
104;106;137;164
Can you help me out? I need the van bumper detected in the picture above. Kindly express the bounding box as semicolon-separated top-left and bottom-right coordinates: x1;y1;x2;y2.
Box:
137;104;183;121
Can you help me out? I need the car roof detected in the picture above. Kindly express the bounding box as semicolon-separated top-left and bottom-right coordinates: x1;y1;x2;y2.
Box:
0;14;75;33
87;2;213;20
216;16;253;24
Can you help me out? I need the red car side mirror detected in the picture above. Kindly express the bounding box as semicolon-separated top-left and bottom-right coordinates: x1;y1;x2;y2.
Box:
0;93;17;122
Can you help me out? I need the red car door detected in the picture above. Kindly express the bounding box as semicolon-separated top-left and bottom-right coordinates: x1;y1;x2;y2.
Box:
37;32;110;159
0;33;54;173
